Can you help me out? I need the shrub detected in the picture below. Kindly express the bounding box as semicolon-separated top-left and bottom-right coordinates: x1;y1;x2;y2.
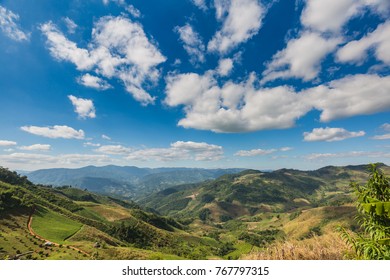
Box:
339;164;390;259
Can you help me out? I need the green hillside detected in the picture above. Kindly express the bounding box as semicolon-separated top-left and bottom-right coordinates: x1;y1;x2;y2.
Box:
139;164;389;221
0;167;231;260
1;164;389;260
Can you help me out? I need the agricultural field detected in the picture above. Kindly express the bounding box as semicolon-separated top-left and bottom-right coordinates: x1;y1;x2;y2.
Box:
0;209;88;260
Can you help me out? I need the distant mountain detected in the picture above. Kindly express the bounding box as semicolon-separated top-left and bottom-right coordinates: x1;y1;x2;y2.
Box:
139;163;390;221
26;165;245;198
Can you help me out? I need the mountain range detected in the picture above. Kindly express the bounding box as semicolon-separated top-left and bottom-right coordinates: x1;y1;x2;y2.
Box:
26;165;244;198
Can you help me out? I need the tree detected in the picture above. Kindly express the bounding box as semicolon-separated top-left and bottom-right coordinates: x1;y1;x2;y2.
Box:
339;164;390;259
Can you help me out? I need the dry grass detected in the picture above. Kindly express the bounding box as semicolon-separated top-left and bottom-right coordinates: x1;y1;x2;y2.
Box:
243;232;354;260
85;204;132;222
283;205;356;239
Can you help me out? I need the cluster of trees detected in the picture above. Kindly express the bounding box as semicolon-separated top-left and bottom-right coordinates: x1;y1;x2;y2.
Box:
0;167;31;187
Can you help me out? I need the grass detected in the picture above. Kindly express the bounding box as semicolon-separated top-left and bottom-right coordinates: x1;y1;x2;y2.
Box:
79;203;132;222
32;206;82;244
0;208;88;260
225;241;254;260
243;232;354;260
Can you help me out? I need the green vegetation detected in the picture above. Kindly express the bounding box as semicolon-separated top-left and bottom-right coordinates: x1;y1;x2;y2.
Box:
32;207;83;243
1;164;390;260
340;164;390;259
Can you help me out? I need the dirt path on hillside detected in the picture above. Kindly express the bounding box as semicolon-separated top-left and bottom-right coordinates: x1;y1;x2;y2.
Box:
27;207;91;257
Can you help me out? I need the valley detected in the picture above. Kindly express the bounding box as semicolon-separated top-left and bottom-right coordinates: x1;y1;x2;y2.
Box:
1;163;389;260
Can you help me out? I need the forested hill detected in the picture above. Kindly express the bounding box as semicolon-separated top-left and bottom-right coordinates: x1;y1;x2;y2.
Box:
26;165;244;198
139;163;390;221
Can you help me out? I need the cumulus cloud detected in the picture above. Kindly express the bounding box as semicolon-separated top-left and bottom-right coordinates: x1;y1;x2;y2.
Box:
234;146;292;157
208;0;265;54
303;127;365;142
262;32;342;83
19;144;51;151
0;5;29;41
192;0;208;11
216;58;234;76
308;74;390;122
21;125;85;139
63;17;77;34
301;0;361;33
68;95;96;119
336;21;390;65
83;142;101;147
126;141;223;161
305;150;390;160
77;74;111;90
165;72;390;133
234;148;276;157
0;152;112;169
126;5;141;18
300;0;389;33
102;134;111;140
175;23;205;64
95;145;132;155
165;72;311;132
0;140;17;146
40;15;166;105
372;134;390;140
381;123;390;131
372;123;390;140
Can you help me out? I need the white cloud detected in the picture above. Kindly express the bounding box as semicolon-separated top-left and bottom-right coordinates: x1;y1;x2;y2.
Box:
68;95;96;119
213;0;230;20
102;134;111;140
40;22;94;70
63;17;77;34
303;127;365;142
336;21;390;65
308;74;390;122
127;141;223;161
381;123;390;131
102;0;125;5
305;150;390;160
165;72;312;132
262;32;342;83
41;15;166;105
171;141;223;161
84;142;101;147
126;5;141;18
165;72;390;133
175;23;205;64
300;0;389;33
0;152;112;169
301;0;361;33
0;5;29;41
77;74;111;90
234;148;276;157
95;145;132;155
372;123;390;140
192;0;208;11
165;72;216;106
0;140;17;146
208;0;265;54
19;144;51;151
235;146;292;156
216;58;234;76
372;134;390;140
21;125;85;139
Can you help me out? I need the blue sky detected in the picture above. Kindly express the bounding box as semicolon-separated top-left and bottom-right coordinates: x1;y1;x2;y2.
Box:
0;0;389;171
